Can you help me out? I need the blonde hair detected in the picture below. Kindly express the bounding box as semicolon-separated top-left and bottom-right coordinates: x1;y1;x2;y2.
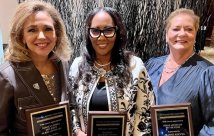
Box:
165;8;200;32
5;0;72;62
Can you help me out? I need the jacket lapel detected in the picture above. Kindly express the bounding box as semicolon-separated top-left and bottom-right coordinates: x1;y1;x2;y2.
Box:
11;61;55;105
57;60;69;101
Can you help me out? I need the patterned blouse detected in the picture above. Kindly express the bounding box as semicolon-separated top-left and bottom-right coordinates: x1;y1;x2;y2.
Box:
42;73;60;102
69;56;154;135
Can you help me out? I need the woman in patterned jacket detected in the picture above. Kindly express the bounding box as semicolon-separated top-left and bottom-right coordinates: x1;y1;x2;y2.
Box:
69;7;154;136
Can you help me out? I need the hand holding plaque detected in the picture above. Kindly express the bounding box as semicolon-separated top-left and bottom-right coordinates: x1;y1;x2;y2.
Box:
25;101;71;136
151;103;194;136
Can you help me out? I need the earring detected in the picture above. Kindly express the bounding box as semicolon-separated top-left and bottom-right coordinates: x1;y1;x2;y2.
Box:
165;42;169;54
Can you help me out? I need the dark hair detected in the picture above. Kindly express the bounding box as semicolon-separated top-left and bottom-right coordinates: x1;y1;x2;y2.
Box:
84;7;128;65
74;7;132;92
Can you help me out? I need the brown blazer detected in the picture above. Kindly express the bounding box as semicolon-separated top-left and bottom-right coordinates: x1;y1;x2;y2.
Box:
0;60;70;136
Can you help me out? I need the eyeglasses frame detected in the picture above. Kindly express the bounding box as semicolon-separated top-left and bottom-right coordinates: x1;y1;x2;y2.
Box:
88;26;118;38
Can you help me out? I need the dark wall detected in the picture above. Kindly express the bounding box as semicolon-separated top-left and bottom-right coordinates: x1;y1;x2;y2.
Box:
19;0;212;61
206;2;214;38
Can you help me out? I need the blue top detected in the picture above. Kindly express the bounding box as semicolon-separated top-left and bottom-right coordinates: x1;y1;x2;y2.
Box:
145;54;214;135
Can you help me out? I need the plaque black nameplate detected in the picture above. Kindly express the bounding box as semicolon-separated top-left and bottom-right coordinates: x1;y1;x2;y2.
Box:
26;102;71;136
151;103;194;136
87;111;127;136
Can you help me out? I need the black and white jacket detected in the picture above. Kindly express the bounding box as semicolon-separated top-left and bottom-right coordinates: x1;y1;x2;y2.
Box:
69;56;154;136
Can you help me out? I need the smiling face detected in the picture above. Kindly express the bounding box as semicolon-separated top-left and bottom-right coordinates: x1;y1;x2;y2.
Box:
166;13;197;54
23;11;57;60
89;11;116;61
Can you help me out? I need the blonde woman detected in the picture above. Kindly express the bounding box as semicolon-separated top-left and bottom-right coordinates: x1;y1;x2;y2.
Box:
146;8;214;135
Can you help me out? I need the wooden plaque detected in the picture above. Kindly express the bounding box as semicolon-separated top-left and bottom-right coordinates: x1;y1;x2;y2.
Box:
87;111;127;136
151;103;194;136
25;102;71;136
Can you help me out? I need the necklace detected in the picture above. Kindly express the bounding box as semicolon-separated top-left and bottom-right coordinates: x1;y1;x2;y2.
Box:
164;65;180;73
95;61;111;67
163;53;195;74
160;53;195;86
163;58;181;73
94;64;107;77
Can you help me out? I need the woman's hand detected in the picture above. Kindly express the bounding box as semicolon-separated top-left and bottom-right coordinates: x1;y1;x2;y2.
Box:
76;129;87;136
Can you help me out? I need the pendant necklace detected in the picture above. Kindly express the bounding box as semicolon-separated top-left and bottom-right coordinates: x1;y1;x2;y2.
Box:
94;64;107;77
94;61;111;77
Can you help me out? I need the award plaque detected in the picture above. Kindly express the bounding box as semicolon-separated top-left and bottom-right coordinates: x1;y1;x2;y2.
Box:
151;103;194;136
87;111;127;136
25;102;71;136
